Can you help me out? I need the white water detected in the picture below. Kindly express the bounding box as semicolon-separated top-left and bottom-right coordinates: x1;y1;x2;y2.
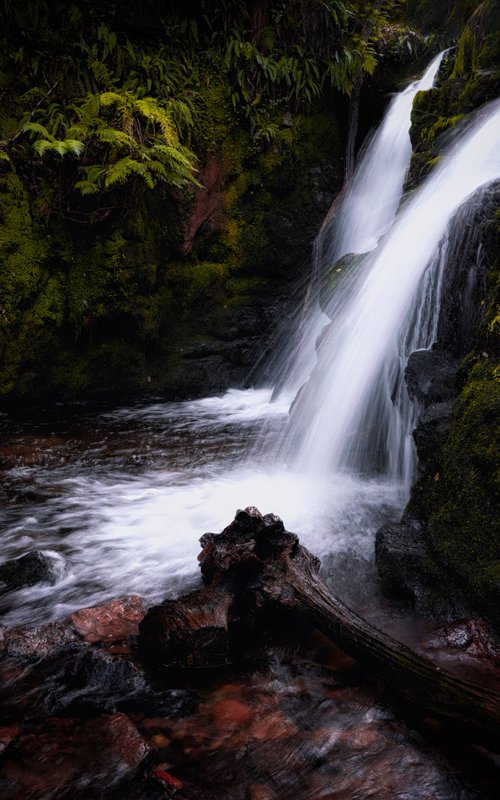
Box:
328;50;445;257
0;390;404;626
270;51;445;399
286;100;500;482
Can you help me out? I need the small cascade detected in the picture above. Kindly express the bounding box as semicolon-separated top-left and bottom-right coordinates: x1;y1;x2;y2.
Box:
283;100;500;489
270;51;445;400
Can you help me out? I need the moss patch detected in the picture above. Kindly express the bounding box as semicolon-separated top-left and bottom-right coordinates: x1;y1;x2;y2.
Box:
427;363;500;624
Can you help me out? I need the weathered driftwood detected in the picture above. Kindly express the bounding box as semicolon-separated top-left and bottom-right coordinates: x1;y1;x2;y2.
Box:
139;507;500;751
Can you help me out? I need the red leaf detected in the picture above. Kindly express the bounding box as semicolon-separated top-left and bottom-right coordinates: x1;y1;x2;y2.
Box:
152;769;183;790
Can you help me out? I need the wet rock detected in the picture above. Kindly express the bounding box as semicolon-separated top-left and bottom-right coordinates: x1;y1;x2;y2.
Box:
49;647;146;713
423;619;500;664
140;587;233;669
1;620;78;660
70;595;146;644
0;713;149;798
412;399;454;474
404;349;459;475
0;550;62;591
375;517;434;605
405;348;458;403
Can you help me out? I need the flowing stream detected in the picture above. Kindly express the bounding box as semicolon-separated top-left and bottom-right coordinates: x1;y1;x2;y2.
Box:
2;53;500;800
1;58;500;640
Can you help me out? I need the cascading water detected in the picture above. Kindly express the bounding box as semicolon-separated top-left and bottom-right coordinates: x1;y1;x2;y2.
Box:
284;100;500;489
270;51;445;400
1;59;499;632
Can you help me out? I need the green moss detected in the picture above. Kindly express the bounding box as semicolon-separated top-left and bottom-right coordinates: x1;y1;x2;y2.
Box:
452;25;477;77
408;3;500;188
0;173;65;396
427;363;500;623
419;114;464;141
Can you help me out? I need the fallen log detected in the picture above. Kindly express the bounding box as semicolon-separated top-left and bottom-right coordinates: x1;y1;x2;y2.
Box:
139;507;500;751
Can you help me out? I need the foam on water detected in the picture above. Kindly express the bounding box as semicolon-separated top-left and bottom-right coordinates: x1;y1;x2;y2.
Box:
0;387;403;626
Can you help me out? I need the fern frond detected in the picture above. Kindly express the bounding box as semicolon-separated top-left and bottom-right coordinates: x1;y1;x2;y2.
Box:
95;127;135;149
148;159;168;178
23;122;53;140
91;59;115;88
33;139;57;156
104;157;136;187
66;123;89;140
64;139;85;156
99;91;125;108
135;97;178;144
77;94;101;123
75;179;101;195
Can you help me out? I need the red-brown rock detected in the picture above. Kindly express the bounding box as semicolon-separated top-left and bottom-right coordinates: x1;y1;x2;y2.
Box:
0;713;150;798
1;620;78;659
70;595;146;643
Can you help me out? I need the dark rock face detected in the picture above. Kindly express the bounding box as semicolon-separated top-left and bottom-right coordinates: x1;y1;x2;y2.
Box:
433;184;496;358
405;348;458;404
375;517;432;605
49;648;146;713
376;182;500;624
0;551;62;591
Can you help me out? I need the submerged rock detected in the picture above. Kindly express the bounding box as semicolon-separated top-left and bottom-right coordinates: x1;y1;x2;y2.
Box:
0;713;150;798
422;619;500;665
0;551;62;591
49;648;146;713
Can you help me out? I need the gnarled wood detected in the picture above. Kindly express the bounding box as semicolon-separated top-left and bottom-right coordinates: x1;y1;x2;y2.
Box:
140;507;500;751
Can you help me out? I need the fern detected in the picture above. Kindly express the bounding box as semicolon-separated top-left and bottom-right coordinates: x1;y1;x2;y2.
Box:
91;59;116;88
23;121;52;139
32;137;85;157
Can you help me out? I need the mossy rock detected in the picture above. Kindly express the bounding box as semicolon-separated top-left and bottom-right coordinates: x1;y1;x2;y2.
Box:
426;362;500;625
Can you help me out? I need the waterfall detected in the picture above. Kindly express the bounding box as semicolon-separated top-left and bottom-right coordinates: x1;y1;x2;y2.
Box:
282;99;500;489
270;51;446;401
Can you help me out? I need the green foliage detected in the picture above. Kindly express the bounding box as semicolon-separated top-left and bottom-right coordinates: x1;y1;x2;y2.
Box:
216;0;396;137
0;173;64;395
418;113;464;141
427;362;500;623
